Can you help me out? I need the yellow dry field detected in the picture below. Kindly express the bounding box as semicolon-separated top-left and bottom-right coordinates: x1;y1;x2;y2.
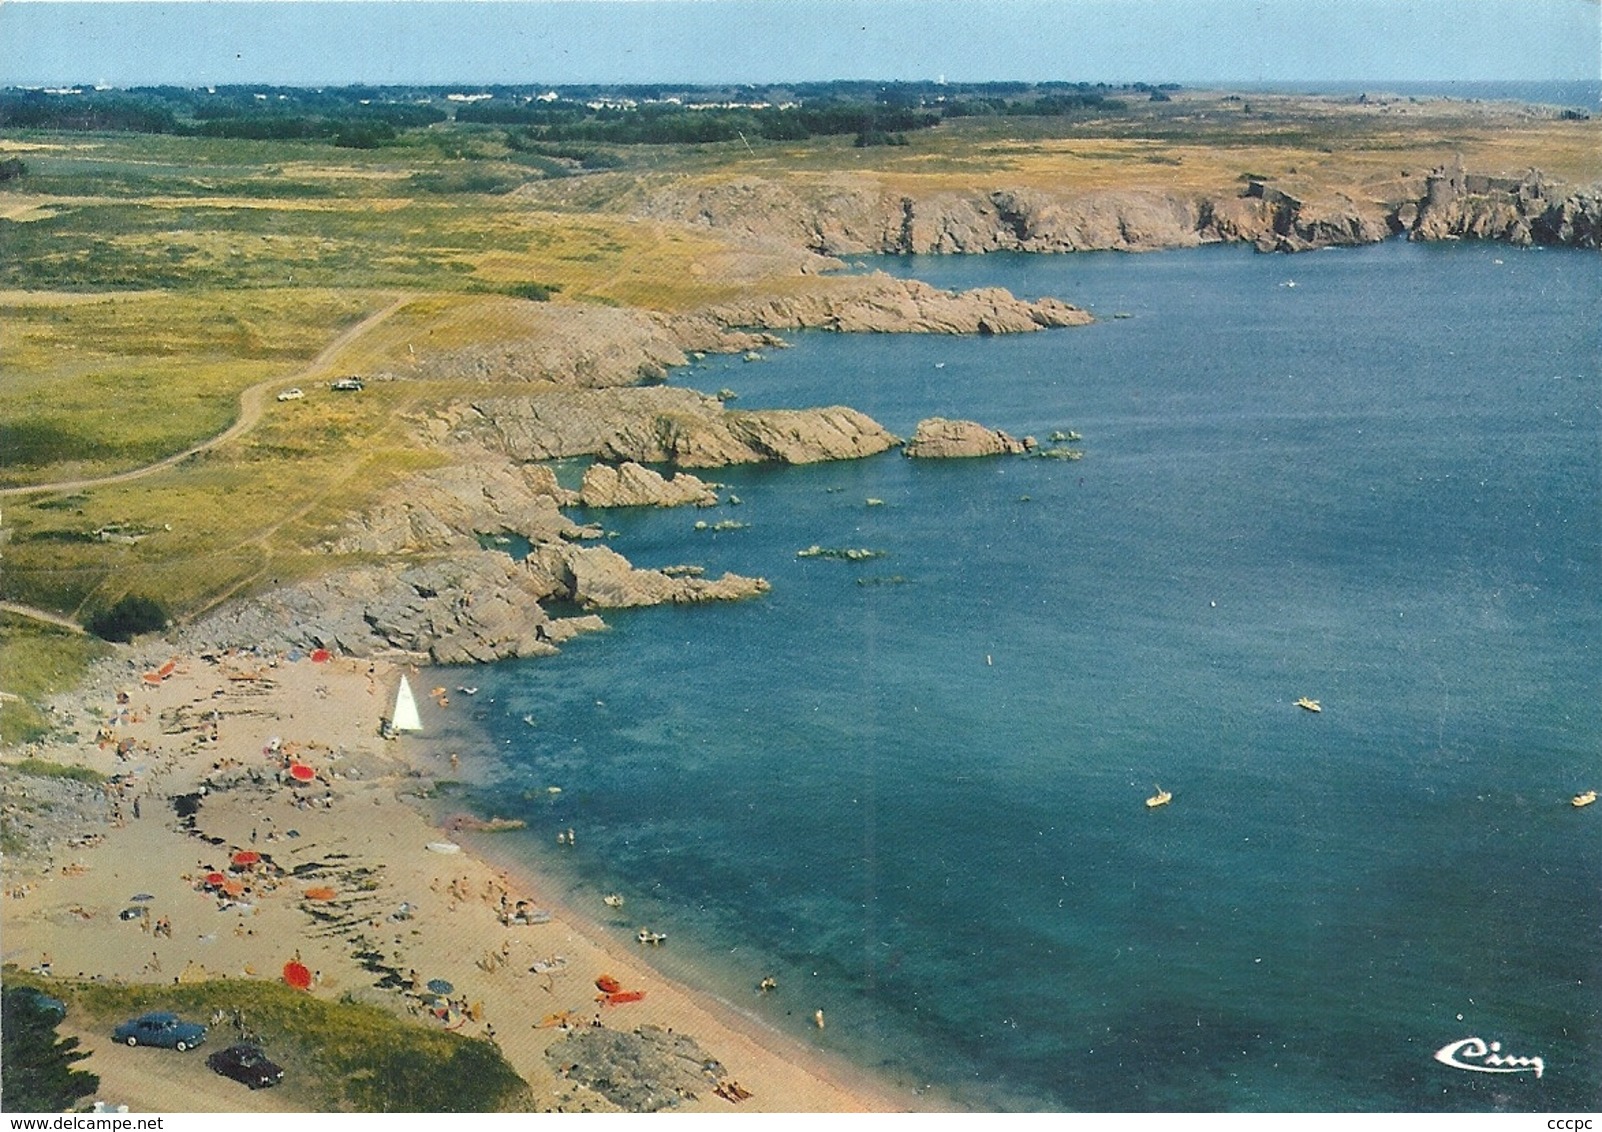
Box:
617;91;1602;208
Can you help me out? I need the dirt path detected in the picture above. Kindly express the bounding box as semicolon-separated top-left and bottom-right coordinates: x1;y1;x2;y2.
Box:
1;295;411;500
0;602;87;633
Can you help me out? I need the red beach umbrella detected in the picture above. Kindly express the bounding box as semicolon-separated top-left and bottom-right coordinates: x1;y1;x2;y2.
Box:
309;648;332;663
288;763;316;783
231;850;261;867
282;961;313;990
204;872;227;887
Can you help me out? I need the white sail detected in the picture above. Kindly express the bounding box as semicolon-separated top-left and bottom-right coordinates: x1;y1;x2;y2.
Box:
390;675;423;733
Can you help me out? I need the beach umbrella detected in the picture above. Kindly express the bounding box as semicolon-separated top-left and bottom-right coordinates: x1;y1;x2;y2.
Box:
222;880;246;897
303;886;336;902
310;648;332;663
282;961;313;990
231;850;261;867
288;763;316;783
204;872;227;887
426;978;454;995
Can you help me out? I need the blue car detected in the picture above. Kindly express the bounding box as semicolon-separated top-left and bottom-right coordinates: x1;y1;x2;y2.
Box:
113;1012;207;1051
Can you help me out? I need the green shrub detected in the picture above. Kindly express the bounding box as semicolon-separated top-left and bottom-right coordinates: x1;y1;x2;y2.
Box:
86;594;168;642
1;986;99;1113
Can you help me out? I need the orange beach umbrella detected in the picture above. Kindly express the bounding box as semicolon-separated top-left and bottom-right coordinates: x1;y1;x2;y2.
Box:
288;763;316;783
282;961;312;990
231;850;261;867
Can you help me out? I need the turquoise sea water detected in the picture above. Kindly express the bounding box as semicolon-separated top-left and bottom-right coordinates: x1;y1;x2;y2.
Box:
446;242;1600;1111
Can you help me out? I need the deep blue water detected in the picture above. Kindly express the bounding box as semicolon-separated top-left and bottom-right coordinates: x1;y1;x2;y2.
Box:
446;241;1601;1111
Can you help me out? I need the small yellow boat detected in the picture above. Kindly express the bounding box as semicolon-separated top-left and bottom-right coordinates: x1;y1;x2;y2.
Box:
1145;786;1172;809
1572;790;1597;808
1295;697;1322;713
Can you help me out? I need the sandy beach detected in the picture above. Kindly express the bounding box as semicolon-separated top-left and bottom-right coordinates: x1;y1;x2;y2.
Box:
0;646;919;1113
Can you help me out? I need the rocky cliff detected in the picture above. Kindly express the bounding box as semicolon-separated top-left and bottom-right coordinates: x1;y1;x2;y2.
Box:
678;273;1091;334
1406;159;1602;248
398;275;1090;389
638;176;1391;255
434;385;900;469
638;169;1599;255
184;539;766;665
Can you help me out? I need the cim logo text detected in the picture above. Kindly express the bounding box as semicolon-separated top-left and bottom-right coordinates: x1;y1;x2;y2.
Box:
1433;1036;1544;1079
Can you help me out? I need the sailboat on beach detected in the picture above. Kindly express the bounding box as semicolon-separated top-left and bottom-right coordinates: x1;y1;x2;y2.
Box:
383;675;424;737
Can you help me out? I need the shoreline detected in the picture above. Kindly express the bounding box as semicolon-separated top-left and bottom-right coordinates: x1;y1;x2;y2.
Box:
412;665;954;1113
0;646;924;1113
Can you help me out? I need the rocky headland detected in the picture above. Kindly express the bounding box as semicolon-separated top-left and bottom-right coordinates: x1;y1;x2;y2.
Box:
138;159;1602;671
634;165;1602;255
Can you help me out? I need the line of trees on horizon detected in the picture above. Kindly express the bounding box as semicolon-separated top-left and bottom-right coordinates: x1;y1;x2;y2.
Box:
0;80;1181;146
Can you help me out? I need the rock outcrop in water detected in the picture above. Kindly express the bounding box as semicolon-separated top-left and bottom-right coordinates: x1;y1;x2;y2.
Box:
578;461;719;508
903;417;1032;458
527;543;769;609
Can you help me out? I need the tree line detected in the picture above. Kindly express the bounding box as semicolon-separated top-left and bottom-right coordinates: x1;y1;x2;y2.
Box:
0;88;446;147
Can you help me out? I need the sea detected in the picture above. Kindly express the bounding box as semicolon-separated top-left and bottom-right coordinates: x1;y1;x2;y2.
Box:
436;239;1601;1111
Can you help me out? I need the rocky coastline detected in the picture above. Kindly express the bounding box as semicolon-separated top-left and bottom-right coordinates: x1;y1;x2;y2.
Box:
636;162;1602;255
136;159;1602;669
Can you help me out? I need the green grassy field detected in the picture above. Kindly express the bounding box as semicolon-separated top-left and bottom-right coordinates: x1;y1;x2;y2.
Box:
0;619;111;745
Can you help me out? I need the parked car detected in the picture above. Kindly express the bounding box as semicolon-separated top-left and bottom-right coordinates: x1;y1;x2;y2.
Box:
276;388;304;402
206;1043;284;1089
330;377;364;392
113;1011;207;1050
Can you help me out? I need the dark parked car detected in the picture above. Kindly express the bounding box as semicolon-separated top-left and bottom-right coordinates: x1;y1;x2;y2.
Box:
207;1043;284;1089
113;1011;207;1050
330;377;364;391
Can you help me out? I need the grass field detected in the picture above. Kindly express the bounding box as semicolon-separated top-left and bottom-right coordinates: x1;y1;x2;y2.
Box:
0;617;110;746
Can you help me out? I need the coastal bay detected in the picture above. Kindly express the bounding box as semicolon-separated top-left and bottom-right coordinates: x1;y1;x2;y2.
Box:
3;79;1599;1114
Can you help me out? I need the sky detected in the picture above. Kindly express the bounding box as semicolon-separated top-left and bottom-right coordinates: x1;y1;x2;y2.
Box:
0;0;1597;88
